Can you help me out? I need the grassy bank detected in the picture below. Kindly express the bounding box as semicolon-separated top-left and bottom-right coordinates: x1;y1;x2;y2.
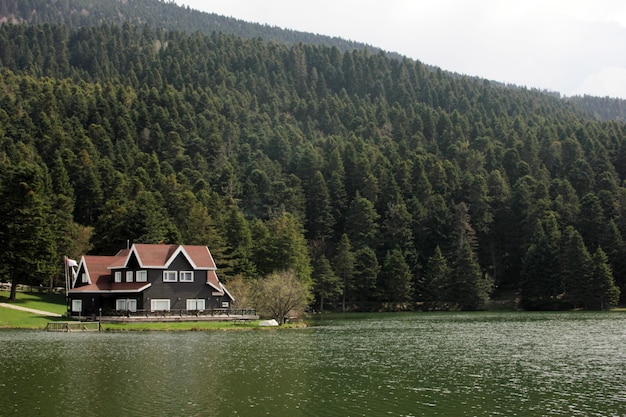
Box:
0;291;67;329
101;320;261;331
0;290;67;314
0;291;270;330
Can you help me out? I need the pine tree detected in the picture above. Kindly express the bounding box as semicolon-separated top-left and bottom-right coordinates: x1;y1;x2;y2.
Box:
312;254;342;312
560;226;591;308
223;207;257;280
353;246;380;308
420;245;451;305
0;163;58;300
379;249;413;306
450;239;492;310
520;213;562;310
589;248;620;310
345;193;380;249
305;170;335;241
333;234;355;312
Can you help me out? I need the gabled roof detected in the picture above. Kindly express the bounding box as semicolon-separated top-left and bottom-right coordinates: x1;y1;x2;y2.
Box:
69;255;152;293
68;244;228;297
110;244;217;270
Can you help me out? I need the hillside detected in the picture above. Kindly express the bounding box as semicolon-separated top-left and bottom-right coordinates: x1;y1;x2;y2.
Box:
0;0;381;54
1;1;626;311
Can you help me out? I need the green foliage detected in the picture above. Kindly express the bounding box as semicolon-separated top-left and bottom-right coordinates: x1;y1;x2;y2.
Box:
420;246;451;304
0;163;59;299
379;249;413;306
588;248;620;310
1;5;626;311
312;254;342;311
254;270;312;324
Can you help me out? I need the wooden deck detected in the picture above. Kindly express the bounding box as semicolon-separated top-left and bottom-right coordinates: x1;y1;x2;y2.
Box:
46;321;102;332
72;309;259;323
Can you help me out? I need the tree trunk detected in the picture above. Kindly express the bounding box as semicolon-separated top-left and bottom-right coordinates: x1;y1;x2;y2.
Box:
9;276;17;301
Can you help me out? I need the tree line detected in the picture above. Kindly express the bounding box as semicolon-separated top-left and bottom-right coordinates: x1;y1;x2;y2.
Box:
0;20;625;310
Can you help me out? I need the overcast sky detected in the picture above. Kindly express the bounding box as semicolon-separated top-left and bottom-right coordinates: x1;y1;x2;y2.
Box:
175;0;626;99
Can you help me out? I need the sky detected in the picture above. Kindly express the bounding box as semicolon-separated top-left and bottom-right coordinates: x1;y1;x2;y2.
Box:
175;0;626;99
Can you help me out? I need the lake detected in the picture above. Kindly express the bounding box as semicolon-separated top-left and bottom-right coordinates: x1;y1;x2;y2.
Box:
1;312;625;416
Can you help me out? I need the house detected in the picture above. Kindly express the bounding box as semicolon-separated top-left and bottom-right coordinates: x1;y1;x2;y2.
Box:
67;243;233;317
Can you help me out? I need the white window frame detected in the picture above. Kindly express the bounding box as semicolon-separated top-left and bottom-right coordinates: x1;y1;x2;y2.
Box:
116;299;137;312
71;299;82;312
221;301;230;308
136;270;147;282
114;271;122;283
186;298;205;311
180;271;193;282
163;271;177;282
126;271;133;282
151;299;170;311
81;273;88;283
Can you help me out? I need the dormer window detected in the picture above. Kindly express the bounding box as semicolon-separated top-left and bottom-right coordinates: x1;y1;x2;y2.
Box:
126;271;133;282
136;270;147;282
114;271;122;283
163;271;177;282
180;271;193;282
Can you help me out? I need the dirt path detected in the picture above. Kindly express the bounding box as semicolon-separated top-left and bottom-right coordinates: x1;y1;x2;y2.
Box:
0;303;62;317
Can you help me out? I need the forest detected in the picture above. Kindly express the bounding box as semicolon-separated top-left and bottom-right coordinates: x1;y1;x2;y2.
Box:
1;0;626;311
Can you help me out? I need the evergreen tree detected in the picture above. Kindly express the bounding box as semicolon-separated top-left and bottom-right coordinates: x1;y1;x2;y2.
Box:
0;163;58;300
381;199;414;252
223;207;257;279
560;226;591;308
305;170;335;241
420;245;451;305
260;212;312;284
333;233;355;312
450;238;492;310
312;254;342;312
588;248;620;310
353;246;380;308
378;249;413;306
345;193;380;249
520;213;562;310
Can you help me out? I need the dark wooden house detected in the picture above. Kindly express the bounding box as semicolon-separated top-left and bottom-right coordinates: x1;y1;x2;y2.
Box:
67;243;233;316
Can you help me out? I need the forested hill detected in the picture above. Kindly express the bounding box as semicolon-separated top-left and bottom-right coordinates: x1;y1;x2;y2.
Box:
0;0;379;54
566;95;626;122
2;0;624;120
1;6;626;312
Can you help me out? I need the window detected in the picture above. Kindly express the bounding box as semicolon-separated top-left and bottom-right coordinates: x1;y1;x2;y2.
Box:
81;273;88;283
186;299;205;311
116;299;137;312
180;271;193;282
163;271;177;282
136;270;147;282
151;299;170;311
71;299;82;312
221;301;230;308
126;271;133;282
114;271;122;283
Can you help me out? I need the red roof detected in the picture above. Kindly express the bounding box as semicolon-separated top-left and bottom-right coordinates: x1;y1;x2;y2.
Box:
69;244;224;294
109;244;217;270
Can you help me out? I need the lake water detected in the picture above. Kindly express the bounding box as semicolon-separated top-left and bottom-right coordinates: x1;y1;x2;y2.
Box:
1;312;626;416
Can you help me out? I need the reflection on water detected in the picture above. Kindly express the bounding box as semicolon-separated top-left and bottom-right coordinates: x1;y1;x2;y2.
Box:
1;312;626;416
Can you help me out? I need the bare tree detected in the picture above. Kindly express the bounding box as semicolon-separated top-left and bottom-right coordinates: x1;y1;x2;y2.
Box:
225;274;253;310
254;270;312;325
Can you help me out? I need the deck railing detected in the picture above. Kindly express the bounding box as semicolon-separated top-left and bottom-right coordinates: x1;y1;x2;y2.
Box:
46;321;101;332
91;308;257;318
